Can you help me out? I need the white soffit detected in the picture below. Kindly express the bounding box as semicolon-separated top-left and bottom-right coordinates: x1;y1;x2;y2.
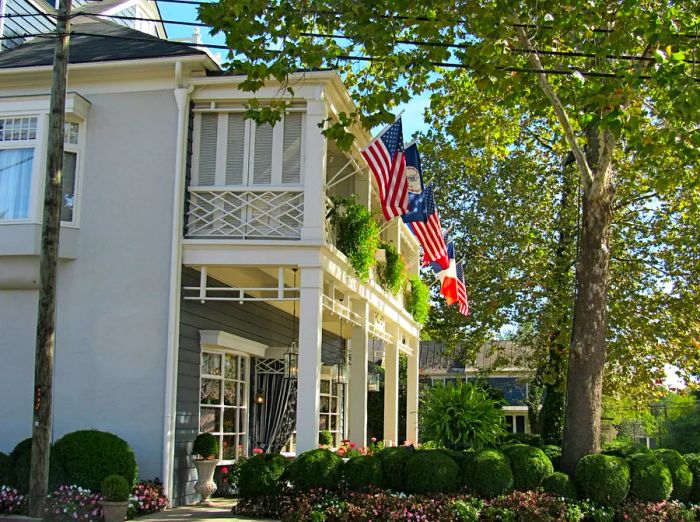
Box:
199;330;268;358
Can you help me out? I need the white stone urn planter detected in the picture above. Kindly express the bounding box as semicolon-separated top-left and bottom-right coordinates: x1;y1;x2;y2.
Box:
102;501;129;522
193;459;219;505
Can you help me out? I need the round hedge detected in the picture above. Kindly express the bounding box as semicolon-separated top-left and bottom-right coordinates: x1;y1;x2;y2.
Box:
575;454;630;506
192;433;218;459
376;446;414;492
502;444;553;491
101;474;131;502
0;452;15;487
683;453;700;502
542;445;562;471
52;430;138;491
626;453;672;502
238;453;288;497
288;449;342;490
500;433;544;448
403;450;460;494
464;449;513;499
655;449;693;502
602;440;652;458
541;472;576;499
437;448;473;485
343;455;383;491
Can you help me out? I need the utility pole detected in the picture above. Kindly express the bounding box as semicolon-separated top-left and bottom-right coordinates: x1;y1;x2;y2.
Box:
28;0;71;516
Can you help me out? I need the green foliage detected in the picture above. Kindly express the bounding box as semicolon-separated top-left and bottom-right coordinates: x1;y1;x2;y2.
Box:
500;433;544;448
101;474;130;502
541;472;577;499
542;445;562;471
501;444;553;491
421;381;505;450
654;449;693;502
52;430;138;491
342;455;383;492
626;453;673;502
192;433;219;459
405;275;430;325
376;446;413;491
451;498;482;521
602;440;652;459
683;453;700;502
376;242;407;295
238;453;288;498
288;449;342;490
660;395;700;454
575;454;630;507
464;449;513;499
329;197;380;282
403;450;460;494
0;452;15;488
319;430;333;446
10;438;63;493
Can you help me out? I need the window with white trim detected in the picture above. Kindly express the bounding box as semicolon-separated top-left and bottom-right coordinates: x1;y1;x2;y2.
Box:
504;414;527;434
199;350;249;461
193;109;305;187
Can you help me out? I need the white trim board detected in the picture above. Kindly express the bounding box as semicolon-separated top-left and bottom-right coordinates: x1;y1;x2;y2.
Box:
199;330;268;358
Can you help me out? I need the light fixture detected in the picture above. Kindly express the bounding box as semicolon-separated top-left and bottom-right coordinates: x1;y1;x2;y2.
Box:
254;390;265;404
336;313;348;385
284;269;299;380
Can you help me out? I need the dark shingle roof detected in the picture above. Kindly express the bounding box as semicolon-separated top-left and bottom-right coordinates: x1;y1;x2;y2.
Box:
0;19;207;70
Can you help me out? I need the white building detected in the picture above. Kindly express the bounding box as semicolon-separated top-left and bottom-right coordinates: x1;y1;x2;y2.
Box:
0;20;422;505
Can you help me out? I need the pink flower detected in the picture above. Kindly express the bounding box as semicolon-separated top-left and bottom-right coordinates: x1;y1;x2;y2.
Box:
253;447;264;454
220;467;228;474
370;437;377;443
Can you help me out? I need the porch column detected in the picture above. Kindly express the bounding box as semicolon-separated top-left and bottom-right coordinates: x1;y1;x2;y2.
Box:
295;267;324;453
406;337;420;445
348;300;369;446
301;98;328;242
383;325;400;446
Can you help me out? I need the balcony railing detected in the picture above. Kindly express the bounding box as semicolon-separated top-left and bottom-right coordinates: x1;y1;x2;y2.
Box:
186;186;304;239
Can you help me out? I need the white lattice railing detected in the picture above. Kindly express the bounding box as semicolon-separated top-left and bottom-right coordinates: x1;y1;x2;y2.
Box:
186;186;304;239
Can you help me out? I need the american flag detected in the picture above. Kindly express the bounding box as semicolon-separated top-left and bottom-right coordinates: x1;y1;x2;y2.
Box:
456;261;470;316
361;118;409;220
407;185;449;269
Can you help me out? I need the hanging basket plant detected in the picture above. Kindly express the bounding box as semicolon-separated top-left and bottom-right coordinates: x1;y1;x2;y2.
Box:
329;196;380;282
405;274;430;324
377;242;408;296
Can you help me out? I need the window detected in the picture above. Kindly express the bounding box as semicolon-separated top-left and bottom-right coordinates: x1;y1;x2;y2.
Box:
0;117;37;220
504;414;527;434
199;350;249;461
193;110;305;187
320;378;345;447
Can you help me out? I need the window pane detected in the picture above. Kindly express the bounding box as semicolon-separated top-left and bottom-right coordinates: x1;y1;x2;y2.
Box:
320;396;330;413
199;407;217;433
320;380;330;394
505;415;514;433
515;415;526;434
61;151;77;222
0;117;37;142
222;435;237;460
64;122;79;145
0;148;33;220
223;381;237;406
202;353;221;376
200;378;221;404
223;408;236;433
224;354;237;380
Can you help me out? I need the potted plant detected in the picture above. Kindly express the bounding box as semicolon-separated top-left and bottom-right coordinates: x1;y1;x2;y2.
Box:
101;474;131;522
192;432;219;505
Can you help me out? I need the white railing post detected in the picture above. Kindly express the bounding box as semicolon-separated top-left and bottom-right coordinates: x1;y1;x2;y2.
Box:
383;323;400;446
406;336;420;445
302;97;328;242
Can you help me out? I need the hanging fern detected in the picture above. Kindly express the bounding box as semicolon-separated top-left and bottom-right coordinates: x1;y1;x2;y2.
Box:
377;242;408;295
330;196;380;282
405;274;430;324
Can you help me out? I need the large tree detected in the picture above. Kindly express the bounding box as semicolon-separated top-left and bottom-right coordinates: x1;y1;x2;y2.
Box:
200;0;700;471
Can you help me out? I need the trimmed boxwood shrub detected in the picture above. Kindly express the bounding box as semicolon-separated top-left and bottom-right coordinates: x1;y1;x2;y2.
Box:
602;439;652;458
52;430;137;491
502;444;553;491
403;450;460;494
437;448;472;485
464;449;513;499
101;474;131;502
655;449;693;502
0;452;15;487
626;453;672;502
499;433;544;448
343;455;383;492
683;453;700;502
541;472;576;499
376;446;414;491
575;454;630;506
238;453;288;497
542;445;562;471
287;449;342;490
192;433;218;459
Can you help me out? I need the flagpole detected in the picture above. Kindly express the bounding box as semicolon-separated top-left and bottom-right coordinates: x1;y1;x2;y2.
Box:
404;138;418;149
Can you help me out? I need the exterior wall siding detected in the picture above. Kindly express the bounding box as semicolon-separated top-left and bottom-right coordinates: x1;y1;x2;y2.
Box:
172;267;342;506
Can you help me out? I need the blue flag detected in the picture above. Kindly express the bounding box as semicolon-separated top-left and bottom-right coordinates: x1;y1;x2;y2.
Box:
400;143;426;223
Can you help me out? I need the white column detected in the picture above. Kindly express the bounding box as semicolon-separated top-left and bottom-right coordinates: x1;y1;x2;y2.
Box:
295;267;324;453
347;300;369;446
383;325;400;446
406;337;420;445
302;97;328;242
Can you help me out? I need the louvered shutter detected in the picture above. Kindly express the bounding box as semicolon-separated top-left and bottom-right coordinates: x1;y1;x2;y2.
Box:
197;113;218;186
252;123;273;184
282;113;302;184
226;114;246;184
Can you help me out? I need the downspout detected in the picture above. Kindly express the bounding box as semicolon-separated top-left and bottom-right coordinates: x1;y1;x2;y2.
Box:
162;60;194;504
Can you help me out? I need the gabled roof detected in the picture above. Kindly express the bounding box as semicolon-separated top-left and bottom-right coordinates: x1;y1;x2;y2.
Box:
0;19;207;70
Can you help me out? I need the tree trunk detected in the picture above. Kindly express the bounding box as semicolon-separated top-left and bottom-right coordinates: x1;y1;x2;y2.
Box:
560;149;614;474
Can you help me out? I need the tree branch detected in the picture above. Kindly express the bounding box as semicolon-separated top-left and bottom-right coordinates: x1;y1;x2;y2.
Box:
511;17;594;190
614;192;659;211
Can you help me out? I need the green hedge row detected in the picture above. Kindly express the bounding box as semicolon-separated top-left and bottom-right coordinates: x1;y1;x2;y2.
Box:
0;430;138;493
